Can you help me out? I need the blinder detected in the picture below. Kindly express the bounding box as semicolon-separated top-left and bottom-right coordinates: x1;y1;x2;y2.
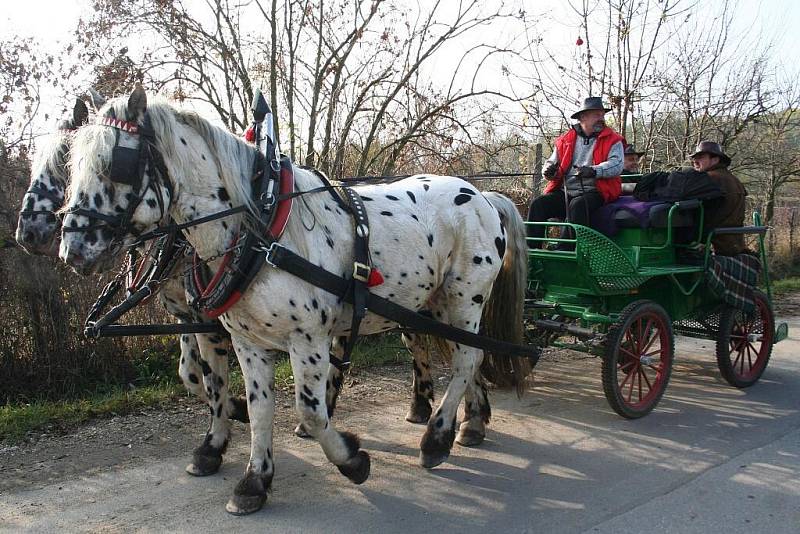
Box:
110;142;144;187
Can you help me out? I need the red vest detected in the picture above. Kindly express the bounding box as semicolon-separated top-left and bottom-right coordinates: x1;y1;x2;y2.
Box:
544;127;624;203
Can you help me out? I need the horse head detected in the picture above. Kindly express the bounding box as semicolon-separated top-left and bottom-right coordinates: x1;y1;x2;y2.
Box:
15;98;89;255
60;86;173;275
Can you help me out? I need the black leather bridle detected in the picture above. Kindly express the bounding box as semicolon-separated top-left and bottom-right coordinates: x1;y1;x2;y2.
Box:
63;111;173;244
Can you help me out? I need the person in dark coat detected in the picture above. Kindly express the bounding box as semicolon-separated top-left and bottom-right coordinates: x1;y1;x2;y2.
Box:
622;144;645;175
689;140;747;256
527;97;625;248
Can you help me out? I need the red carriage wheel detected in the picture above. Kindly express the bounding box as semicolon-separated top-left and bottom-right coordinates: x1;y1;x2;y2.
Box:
602;300;674;419
716;290;774;388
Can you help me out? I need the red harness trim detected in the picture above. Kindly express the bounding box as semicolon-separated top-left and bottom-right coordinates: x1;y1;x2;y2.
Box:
269;164;294;239
193;163;295;318
100;117;139;134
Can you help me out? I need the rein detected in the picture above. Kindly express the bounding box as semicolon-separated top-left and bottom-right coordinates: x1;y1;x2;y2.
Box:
127;184;335;247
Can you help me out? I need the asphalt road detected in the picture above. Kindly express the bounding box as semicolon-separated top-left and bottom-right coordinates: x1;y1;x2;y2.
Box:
2;316;798;533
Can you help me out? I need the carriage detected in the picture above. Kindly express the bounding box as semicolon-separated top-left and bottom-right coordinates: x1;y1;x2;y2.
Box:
524;196;789;419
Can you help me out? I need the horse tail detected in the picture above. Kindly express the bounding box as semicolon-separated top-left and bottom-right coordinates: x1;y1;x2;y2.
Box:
480;192;532;396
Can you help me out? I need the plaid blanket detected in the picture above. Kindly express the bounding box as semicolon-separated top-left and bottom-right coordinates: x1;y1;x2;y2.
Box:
705;253;761;313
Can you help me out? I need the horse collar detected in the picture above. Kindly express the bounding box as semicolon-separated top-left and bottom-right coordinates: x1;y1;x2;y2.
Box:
187;156;294;318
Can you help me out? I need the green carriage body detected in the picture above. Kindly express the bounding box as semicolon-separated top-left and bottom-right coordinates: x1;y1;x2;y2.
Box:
526;203;712;329
524;200;788;418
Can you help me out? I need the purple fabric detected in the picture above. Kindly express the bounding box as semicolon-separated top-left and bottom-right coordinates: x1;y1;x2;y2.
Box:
591;196;666;236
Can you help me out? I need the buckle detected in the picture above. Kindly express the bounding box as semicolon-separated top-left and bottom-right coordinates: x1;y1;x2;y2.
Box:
264;242;281;267
261;191;275;209
353;261;371;282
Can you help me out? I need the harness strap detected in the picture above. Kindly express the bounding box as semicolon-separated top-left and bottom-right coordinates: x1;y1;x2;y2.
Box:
339;186;372;368
23;185;64;206
265;244;541;362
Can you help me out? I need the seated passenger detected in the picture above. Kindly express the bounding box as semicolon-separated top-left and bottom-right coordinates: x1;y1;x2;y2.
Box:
689;141;747;256
621;144;645;175
526;97;624;248
621;144;645;194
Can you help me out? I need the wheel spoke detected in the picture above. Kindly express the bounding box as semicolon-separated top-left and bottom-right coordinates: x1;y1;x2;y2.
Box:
642;348;664;359
637;367;644;402
739;343;747;374
746;343;755;372
640;366;653;390
642;329;661;360
624;330;636;355
619;345;639;360
620;363;636;388
646;363;663;374
626;366;637;402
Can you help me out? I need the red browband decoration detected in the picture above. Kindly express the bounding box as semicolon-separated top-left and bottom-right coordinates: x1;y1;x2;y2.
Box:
101;117;139;134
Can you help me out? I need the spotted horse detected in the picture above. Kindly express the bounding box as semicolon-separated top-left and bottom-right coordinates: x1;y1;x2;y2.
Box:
59;86;531;515
15;94;248;478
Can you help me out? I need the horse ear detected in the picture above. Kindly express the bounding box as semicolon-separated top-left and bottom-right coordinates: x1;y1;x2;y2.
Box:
88;88;107;111
127;84;147;119
73;98;89;126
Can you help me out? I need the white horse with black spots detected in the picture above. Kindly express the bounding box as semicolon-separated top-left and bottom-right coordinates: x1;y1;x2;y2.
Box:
59;86;530;515
15;96;247;477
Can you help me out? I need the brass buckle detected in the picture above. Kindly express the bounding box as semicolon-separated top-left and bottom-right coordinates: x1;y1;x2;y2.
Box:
353;262;371;282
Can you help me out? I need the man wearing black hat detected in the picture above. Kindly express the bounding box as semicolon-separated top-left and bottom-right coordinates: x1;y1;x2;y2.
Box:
689;140;747;256
527;97;625;247
622;144;645;175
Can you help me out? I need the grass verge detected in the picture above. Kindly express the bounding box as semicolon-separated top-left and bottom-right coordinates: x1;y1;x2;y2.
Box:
772;276;800;296
0;382;185;443
1;333;412;444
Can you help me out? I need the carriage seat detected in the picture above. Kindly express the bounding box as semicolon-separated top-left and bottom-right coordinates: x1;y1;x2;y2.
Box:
591;197;699;237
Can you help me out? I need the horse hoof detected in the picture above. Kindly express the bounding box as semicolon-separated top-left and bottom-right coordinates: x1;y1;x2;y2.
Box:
294;423;313;439
225;494;266;516
185;453;222;476
337;450;371;484
229;396;250;423
456;428;485;447
405;407;432;424
419;449;450;469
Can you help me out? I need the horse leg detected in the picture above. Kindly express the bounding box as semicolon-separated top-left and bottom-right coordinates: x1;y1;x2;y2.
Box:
295;337;345;439
186;332;235;477
289;336;370;485
456;371;491;447
401;332;434;424
176;332;209;402
225;336;276;515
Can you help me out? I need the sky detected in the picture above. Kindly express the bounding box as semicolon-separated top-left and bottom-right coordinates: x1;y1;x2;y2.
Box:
2;0;799;136
4;0;798;60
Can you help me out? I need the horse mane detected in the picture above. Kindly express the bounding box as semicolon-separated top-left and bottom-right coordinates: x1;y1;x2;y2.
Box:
65;95;257;214
34;128;71;187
